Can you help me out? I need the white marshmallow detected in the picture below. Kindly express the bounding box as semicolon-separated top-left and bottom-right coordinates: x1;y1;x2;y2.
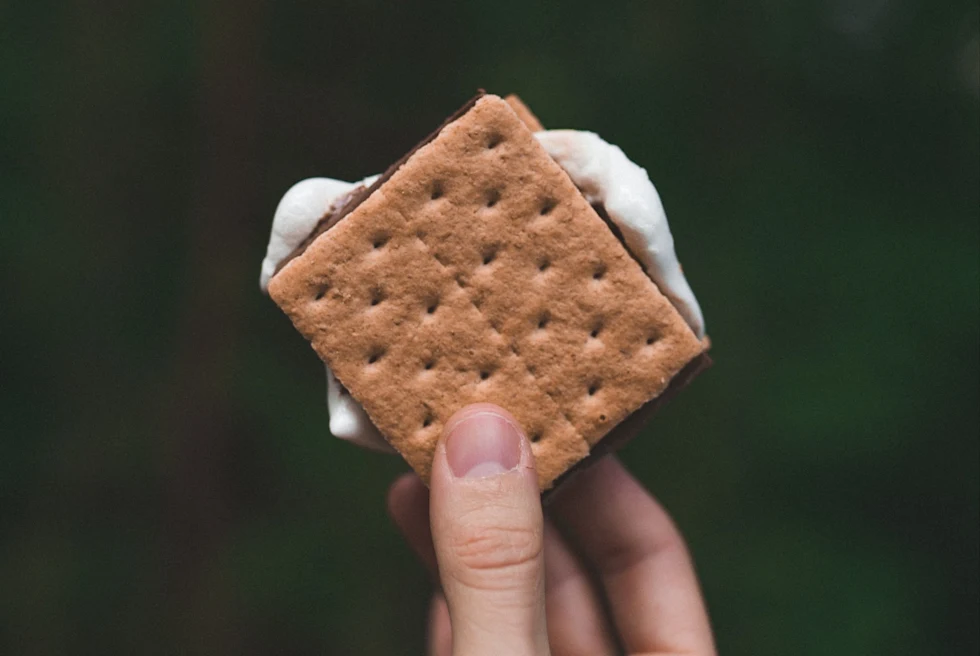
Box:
259;175;378;292
260;175;390;451
326;364;392;453
534;130;705;338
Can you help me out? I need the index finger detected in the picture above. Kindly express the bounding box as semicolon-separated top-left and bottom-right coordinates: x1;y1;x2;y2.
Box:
549;457;716;655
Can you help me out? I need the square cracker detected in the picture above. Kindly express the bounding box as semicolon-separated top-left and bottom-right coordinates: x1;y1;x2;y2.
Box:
268;94;705;489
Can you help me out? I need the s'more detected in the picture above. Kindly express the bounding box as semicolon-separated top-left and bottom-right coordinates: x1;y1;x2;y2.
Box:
260;92;710;490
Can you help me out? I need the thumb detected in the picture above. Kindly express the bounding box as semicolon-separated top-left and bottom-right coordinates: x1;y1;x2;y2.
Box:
429;403;549;656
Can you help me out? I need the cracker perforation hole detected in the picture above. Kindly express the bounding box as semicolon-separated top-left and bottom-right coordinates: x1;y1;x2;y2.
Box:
370;287;385;307
422;410;434;428
599;414;607;422
537;312;551;330
590;322;603;339
540;198;556;215
479;369;491;381
485;189;501;208
481;245;498;266
423;359;436;371
313;285;329;301
593;263;607;280
538;258;551;272
646;335;657;346
367;347;386;365
588;382;600;396
426;299;439;315
430;182;444;200
372;235;389;249
529;431;543;443
487;132;503;149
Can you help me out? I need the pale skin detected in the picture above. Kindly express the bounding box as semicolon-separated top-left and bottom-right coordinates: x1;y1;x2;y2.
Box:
386;403;717;656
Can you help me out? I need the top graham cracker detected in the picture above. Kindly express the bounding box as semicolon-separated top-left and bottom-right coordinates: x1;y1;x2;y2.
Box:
268;94;704;489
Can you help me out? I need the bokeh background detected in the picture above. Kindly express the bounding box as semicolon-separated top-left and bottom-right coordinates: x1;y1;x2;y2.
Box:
2;1;978;654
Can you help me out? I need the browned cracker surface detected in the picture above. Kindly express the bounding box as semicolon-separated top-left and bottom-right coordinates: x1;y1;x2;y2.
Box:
268;95;704;489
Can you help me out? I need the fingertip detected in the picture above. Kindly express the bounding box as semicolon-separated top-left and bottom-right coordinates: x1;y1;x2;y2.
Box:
386;472;425;518
432;403;534;484
573;453;627;485
386;473;430;546
550;454;693;577
387;473;438;576
549;455;629;507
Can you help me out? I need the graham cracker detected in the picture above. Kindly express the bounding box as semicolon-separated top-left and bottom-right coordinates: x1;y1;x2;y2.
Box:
268;94;705;489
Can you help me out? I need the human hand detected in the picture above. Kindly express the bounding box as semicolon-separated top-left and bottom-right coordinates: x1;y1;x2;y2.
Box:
387;403;717;656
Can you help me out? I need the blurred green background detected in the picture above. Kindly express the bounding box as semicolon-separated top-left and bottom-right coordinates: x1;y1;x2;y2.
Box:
2;1;977;654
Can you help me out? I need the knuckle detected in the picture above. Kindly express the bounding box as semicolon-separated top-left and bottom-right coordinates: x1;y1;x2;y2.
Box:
449;520;542;576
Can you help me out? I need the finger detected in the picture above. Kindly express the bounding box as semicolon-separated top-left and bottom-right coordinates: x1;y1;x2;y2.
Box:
427;592;452;656
550;457;716;655
386;473;438;576
429;403;550;656
543;520;618;655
